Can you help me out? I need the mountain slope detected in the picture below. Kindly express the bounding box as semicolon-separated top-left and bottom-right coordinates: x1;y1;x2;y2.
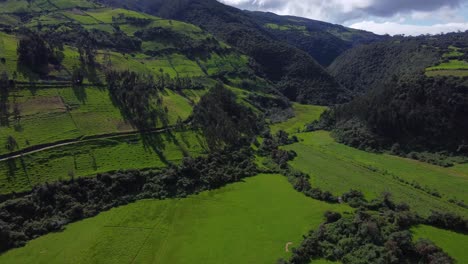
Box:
328;32;468;93
320;32;468;156
97;0;355;105
247;11;384;66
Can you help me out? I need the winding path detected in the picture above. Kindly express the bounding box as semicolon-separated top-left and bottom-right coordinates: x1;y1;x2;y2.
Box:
0;126;177;162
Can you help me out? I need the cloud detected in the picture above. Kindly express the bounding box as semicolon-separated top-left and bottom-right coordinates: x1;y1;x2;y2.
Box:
219;0;467;23
349;20;468;35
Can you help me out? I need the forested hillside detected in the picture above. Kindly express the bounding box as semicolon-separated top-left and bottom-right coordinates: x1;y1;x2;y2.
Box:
313;32;468;159
0;0;467;263
95;0;383;104
248;11;384;66
329;32;468;93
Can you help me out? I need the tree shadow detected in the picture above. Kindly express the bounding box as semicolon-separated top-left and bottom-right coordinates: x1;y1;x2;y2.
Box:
141;131;169;165
72;85;87;104
6;159;17;179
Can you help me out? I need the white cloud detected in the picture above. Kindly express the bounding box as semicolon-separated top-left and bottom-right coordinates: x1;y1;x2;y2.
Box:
219;0;466;23
349;21;468;35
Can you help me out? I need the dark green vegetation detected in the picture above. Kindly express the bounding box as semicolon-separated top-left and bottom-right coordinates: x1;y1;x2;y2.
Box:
0;148;257;252
192;83;259;149
96;0;381;104
329;32;468;93
321;32;468;159
287;206;456;264
329;76;468;156
0;174;349;264
253;11;384;66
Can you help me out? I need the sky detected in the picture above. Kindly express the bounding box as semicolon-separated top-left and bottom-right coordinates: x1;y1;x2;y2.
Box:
218;0;468;36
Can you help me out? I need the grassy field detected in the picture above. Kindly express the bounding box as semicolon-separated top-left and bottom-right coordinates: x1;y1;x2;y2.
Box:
0;174;349;264
412;225;468;263
0;130;206;195
0;86;194;155
271;103;327;134
443;46;464;58
282;131;468;217
426;59;468;76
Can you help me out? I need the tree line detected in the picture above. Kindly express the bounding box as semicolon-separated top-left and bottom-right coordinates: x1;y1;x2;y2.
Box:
0;148;257;252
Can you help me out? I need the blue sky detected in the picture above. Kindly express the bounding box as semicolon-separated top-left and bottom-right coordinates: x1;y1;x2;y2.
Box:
219;0;468;35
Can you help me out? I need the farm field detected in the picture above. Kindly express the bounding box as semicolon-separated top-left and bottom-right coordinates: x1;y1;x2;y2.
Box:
0;86;194;155
426;59;468;76
270;103;327;134
0;130;206;195
282;131;468;217
0;174;350;264
412;225;468;263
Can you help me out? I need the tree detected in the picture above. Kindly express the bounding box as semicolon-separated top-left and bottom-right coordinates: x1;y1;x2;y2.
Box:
17;30;51;75
192;83;259;150
71;67;84;87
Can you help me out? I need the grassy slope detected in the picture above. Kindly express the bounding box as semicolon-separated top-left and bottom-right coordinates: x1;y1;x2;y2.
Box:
412;225;468;263
0;86;194;155
269;104;467;217
271;103;326;134
283;131;468;217
0;174;349;264
0;131;206;194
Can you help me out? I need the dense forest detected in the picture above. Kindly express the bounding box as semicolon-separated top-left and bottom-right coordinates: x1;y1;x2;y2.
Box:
329;32;468;93
308;75;468;162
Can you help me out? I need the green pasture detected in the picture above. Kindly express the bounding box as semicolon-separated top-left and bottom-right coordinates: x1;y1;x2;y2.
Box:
427;59;468;71
271;103;326;134
0;130;205;195
443;46;464;58
0;174;349;264
412;225;468;263
282;131;468;217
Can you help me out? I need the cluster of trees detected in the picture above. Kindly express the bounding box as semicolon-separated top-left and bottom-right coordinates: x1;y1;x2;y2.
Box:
285;207;454;264
246;93;293;123
106;70;166;129
0;71;10;126
311;76;468;157
0;148;257;252
17;29;63;76
192;83;260;150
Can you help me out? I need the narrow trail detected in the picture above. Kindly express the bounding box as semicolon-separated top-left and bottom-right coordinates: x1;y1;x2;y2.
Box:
0;126;176;162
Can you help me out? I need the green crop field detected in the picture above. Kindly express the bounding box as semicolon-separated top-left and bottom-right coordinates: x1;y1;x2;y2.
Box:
443;46;464;58
0;130;206;195
271;103;327;134
264;23;308;33
427;59;468;70
412;225;468;263
426;59;468;76
282;131;468;217
0;174;349;264
0;86;194;155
